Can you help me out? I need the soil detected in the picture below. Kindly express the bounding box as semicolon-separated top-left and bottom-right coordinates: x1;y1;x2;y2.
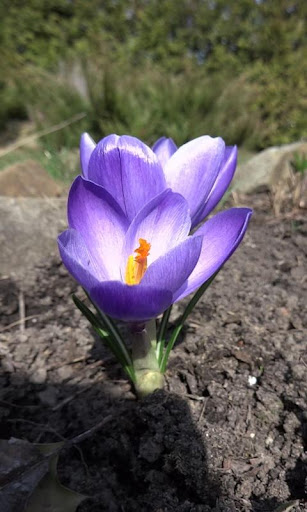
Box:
0;194;306;511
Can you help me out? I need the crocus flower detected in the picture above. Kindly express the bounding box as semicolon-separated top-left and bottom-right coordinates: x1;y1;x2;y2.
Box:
58;176;251;323
80;133;237;228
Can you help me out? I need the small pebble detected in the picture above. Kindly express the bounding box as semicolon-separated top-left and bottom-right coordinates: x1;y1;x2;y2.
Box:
29;367;47;385
1;357;15;373
56;365;73;380
248;375;257;386
18;334;29;343
38;386;59;407
265;435;274;446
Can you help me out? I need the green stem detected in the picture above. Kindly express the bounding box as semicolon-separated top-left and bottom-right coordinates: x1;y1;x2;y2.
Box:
131;319;164;398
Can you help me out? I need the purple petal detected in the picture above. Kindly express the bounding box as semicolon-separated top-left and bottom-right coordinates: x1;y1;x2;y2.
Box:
68;176;128;280
192;145;237;226
58;229;103;290
80;133;96;178
142;235;203;293
174;208;252;301
122;189;191;274
90;281;172;322
164;135;225;222
88;134;166;221
152;137;177;167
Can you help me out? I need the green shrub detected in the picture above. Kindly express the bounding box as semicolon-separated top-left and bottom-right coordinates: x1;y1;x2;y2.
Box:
85;59;225;146
2;49;306;154
246;51;307;148
14;67;91;150
291;152;307;175
202;49;307;150
0;81;27;131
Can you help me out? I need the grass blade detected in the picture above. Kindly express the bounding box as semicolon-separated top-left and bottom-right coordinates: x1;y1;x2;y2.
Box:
160;271;219;372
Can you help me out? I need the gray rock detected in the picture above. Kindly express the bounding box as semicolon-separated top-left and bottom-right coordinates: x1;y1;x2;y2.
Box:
234;141;307;194
0;196;67;278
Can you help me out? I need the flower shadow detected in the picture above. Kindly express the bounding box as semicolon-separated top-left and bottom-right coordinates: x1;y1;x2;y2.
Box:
0;363;220;511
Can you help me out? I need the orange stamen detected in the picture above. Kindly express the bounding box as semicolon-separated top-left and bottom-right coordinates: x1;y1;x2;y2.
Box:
134;238;151;262
125;238;151;285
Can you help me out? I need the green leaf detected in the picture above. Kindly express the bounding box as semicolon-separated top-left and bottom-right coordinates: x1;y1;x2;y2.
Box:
0;438;49;512
273;501;299;512
156;306;172;364
0;439;86;512
159;324;182;373
160;271;219;372
73;293;136;383
157;306;172;342
96;326;136;383
25;452;86;512
84;293;135;380
96;310;133;368
72;294;108;336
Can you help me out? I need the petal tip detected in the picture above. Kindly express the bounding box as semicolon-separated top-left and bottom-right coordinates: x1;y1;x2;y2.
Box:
80;132;96;178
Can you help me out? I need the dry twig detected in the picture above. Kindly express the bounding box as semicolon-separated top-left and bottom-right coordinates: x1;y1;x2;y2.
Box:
198;397;208;424
18;291;26;332
0;112;87;157
0;315;39;333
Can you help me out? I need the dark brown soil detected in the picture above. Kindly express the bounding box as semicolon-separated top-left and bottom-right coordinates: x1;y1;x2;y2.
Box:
0;195;306;511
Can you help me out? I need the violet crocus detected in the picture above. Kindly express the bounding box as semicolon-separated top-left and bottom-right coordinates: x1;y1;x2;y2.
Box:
80;133;237;228
59;133;252;397
58;178;251;323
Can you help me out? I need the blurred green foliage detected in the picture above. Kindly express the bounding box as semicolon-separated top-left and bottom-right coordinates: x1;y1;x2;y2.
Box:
291;152;307;174
0;0;306;151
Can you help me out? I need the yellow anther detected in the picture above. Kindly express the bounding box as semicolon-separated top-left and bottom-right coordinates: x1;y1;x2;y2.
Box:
125;238;151;285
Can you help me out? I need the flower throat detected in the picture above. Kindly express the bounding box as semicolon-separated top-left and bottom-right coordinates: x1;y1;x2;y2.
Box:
125;238;151;285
